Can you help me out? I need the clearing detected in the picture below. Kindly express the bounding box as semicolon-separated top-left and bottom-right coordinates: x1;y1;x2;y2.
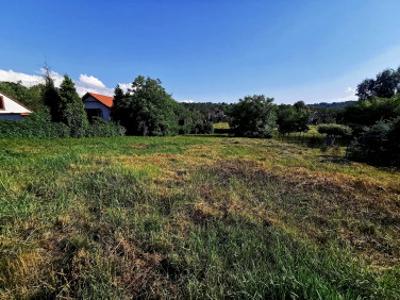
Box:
0;136;399;299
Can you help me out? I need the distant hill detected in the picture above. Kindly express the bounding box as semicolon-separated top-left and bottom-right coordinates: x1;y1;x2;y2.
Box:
309;100;357;110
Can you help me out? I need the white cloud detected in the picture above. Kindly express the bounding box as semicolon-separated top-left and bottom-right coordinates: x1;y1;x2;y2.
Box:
39;68;64;87
79;74;106;88
118;82;131;93
0;68;116;96
0;69;43;87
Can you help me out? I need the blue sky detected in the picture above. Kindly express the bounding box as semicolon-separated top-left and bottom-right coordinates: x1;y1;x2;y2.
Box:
1;0;400;103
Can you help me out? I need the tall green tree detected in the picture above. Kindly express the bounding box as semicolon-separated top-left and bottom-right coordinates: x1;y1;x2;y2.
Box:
229;95;276;138
356;68;400;100
110;85;126;124
42;71;62;122
59;75;89;137
112;76;179;135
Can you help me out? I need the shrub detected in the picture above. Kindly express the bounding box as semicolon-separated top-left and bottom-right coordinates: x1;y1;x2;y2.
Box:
317;123;352;146
0;113;70;138
229;95;276;138
0;114;125;138
348;118;400;167
85;118;126;137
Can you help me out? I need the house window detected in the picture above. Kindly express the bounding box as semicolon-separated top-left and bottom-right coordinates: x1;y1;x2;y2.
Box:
0;96;4;110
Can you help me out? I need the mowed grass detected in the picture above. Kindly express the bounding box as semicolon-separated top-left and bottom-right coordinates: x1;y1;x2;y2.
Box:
0;136;399;299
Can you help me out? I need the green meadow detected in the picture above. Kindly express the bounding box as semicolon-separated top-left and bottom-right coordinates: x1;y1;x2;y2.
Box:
1;136;399;299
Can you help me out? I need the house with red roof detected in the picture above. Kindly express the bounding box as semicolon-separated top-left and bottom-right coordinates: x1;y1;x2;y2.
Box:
82;92;114;122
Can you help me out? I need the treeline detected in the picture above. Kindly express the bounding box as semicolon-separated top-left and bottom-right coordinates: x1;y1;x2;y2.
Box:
204;66;400;167
272;67;400;167
1;66;399;167
338;68;400;166
0;74;218;138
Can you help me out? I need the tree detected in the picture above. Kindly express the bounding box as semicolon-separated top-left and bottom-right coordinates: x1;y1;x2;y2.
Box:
356;68;400;100
110;85;127;125
356;79;376;100
277;101;310;135
228;95;276;138
348;118;400;166
112;76;180;136
340;97;400;134
59;75;89;137
42;70;62;122
276;104;297;135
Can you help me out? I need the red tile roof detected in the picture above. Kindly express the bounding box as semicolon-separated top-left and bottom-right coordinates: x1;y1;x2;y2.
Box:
83;92;114;108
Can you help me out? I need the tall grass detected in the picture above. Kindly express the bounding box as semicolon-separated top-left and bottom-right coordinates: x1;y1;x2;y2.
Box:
0;136;399;299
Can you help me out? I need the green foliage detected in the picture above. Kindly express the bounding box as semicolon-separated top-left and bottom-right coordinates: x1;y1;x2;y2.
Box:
0;115;124;139
182;102;231;123
348;118;400;167
356;68;400;100
0;81;46;112
85;117;126;137
340;96;400;133
42;71;62;122
229;95;276;138
0;112;70;138
110;85;126;123
175;106;214;134
58;75;89;137
318;123;352;147
112;76;180;136
317;123;352;137
277;101;311;135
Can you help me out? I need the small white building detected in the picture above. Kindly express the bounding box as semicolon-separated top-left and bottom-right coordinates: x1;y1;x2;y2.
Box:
0;92;32;121
82;92;114;122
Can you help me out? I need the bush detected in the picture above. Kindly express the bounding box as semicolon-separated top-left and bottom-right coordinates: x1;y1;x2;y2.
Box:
318;123;352;136
0;113;70;138
340;97;400;134
348;118;400;167
0;114;126;138
229;95;276;138
317;123;352;146
86;118;126;137
277;101;310;135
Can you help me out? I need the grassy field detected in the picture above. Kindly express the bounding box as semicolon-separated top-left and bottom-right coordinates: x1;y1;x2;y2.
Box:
213;122;230;130
0;136;399;299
